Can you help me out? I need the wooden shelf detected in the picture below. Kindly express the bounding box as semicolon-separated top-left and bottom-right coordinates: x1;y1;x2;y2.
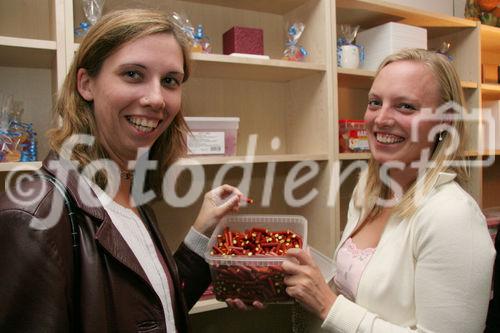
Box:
190;53;326;82
339;152;370;160
0;36;56;68
71;46;325;82
336;0;476;30
0;161;42;173
337;68;476;90
481;83;500;100
177;0;308;14
180;153;329;165
337;67;375;89
339;151;482;160
461;81;478;89
189;298;226;315
481;24;500;52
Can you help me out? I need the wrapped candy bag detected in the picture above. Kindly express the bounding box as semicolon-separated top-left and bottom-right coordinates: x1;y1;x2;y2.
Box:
192;24;212;53
435;41;453;61
171;13;211;53
0;97;37;163
171;12;195;46
337;24;364;69
75;0;105;37
282;22;308;61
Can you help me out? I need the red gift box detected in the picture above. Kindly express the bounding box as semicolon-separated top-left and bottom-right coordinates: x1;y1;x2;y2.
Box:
223;26;264;55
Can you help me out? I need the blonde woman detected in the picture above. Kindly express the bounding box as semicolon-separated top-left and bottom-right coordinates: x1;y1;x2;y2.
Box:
0;9;242;332
283;49;495;332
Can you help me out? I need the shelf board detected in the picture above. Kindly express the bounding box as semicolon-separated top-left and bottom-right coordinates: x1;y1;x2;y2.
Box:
337;68;476;90
190;53;326;82
0;161;42;172
468;150;500;157
189;298;227;314
336;0;476;29
340;151;482;160
337;67;375;89
0;36;56;68
339;152;370;160
71;46;326;82
461;81;478;89
481;83;500;100
177;0;308;14
179;153;329;165
481;24;500;52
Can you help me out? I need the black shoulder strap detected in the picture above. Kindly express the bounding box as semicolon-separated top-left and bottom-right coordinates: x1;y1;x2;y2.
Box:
35;173;81;330
36;173;80;250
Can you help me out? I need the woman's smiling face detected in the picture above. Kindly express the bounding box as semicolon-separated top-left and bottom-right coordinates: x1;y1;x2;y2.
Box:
364;60;443;166
77;33;184;165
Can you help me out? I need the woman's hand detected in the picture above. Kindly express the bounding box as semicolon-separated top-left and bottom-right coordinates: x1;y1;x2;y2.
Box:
282;248;337;320
193;184;243;237
225;298;266;311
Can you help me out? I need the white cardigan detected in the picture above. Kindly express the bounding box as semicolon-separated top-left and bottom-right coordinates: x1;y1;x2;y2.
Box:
322;172;496;333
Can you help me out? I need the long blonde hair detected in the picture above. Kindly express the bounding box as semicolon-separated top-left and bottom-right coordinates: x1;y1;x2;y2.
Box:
355;48;468;219
48;9;191;197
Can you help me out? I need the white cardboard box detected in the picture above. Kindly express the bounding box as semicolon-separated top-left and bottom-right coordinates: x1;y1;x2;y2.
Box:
356;22;427;71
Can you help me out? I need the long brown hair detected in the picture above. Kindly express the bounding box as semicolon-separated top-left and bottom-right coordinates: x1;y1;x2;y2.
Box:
48;9;191;197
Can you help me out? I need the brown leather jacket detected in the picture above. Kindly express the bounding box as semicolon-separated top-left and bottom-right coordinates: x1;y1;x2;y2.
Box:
0;152;211;332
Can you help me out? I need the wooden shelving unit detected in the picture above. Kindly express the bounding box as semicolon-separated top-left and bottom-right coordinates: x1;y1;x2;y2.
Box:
180;153;329;165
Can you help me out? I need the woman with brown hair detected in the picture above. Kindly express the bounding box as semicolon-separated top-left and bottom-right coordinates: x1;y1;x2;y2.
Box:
0;9;241;332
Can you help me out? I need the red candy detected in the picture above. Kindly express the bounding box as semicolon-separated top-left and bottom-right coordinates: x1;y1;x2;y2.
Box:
209;227;303;303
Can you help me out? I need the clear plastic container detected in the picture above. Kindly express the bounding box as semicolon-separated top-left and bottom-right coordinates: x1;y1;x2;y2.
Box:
204;214;308;303
185;117;240;156
338;119;369;153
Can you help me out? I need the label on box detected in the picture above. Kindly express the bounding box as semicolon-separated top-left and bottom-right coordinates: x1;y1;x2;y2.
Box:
348;129;369;151
187;132;225;155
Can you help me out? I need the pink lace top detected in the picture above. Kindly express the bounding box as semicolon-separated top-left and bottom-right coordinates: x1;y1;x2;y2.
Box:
333;237;376;301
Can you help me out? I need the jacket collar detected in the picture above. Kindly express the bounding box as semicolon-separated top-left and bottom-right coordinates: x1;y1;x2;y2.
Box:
42;151;105;221
42;151;152;289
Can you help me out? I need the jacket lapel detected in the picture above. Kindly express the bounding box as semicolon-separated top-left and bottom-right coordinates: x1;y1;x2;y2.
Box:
94;216;151;287
42;152;152;289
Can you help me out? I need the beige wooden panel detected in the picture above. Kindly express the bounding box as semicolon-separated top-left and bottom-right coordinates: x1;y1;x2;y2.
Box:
286;161;336;255
338;160;365;232
0;0;53;40
0;44;56;68
338;86;369;120
429;27;480;83
482;51;500;66
182;77;287;155
481;25;500;53
286;73;329;155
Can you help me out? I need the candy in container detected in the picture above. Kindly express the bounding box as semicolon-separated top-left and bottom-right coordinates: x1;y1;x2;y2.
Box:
205;214;307;303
